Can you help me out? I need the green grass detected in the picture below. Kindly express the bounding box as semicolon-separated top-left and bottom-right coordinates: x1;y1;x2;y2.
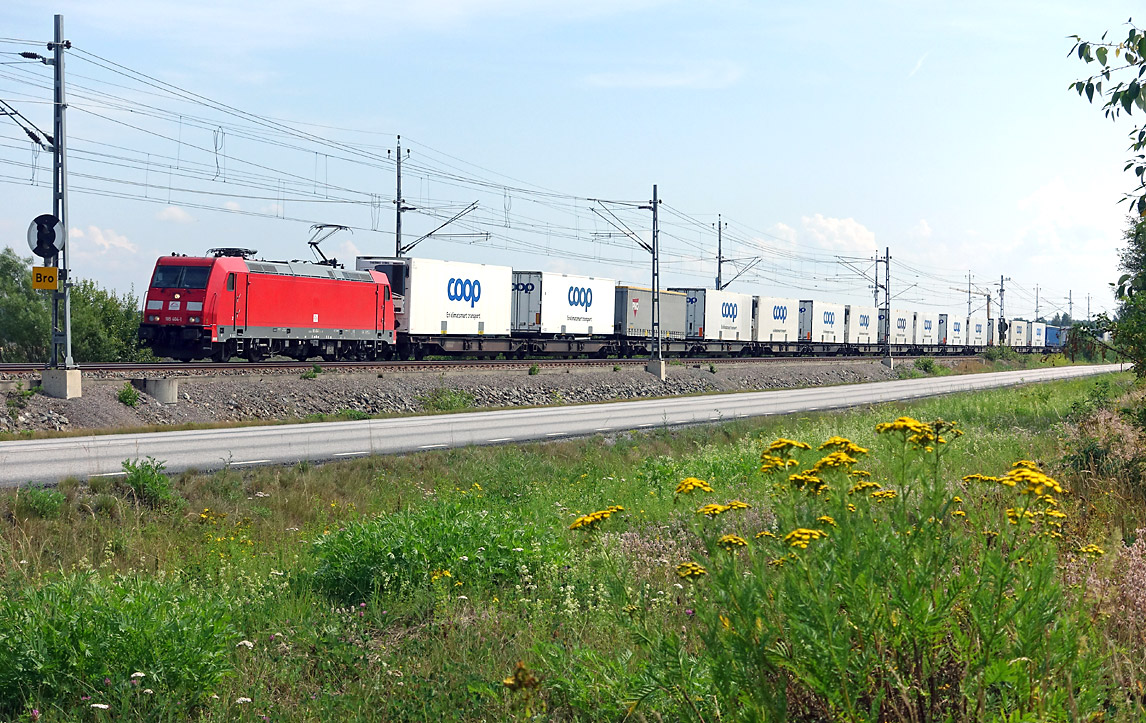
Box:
0;372;1140;721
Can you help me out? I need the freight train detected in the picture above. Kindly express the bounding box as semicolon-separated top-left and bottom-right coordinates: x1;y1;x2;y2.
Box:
138;249;1059;361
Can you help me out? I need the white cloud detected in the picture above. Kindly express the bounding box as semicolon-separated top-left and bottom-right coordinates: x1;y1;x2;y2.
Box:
800;214;877;254
69;225;138;255
908;219;932;240
908;52;928;78
223;201;242;211
584;60;743;89
767;222;798;244
337;239;362;260
156;205;194;224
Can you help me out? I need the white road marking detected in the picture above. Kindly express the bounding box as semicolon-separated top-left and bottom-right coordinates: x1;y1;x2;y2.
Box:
487;438;512;443
594;427;611;432
232;459;270;466
419;444;446;450
638;423;654;428
545;432;565;437
334;452;366;457
90;471;125;477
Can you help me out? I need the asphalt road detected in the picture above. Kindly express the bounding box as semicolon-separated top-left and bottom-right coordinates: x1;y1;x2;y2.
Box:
0;363;1123;486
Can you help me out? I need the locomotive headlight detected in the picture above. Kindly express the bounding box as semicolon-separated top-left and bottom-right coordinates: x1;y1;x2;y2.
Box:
188;316;201;324
148;315;159;322
174;293;181;300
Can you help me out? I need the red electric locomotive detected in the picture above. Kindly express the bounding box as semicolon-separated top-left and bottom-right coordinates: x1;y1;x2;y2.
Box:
138;248;395;361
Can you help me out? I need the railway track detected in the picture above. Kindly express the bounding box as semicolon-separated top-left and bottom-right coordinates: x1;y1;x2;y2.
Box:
0;355;916;375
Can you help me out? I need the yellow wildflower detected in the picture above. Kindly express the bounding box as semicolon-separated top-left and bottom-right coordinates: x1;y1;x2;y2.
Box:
788;471;829;494
962;473;1001;484
717;534;749;551
726;500;751;510
871;489;898;501
1012;460;1040;470
848;469;872;478
1080;544;1105;557
769;557;786;567
783;528;828;549
816;515;838;527
676;561;708;578
755;530;777;539
849;479;882;495
720;614;732;630
819;436;870;455
569;505;625;530
951;510;967;518
768;438;812;455
847;503;857;512
675;477;714;495
812;451;859;472
697;503;731;517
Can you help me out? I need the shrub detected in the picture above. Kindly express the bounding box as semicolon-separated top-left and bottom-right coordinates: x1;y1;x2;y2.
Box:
300;364;322;380
529;364;540;376
121;457;181;509
417;386;475;412
116;381;140;407
0;571;238;715
13;484;66;519
337;409;371;421
311;495;566;603
617;419;1107;721
913;356;936;374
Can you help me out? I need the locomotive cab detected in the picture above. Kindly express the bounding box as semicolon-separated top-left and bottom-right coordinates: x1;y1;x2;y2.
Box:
138;254;233;360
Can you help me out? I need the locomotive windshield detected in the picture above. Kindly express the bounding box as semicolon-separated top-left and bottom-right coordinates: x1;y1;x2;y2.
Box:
151;265;211;290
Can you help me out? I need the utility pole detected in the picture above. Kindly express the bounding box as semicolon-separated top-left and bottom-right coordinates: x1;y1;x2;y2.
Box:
1068;291;1073;323
998;275;1009;345
714;214;727;289
637;185;664;375
1034;285;1040;321
50;14;72;369
392;136;415;256
1087;294;1091;322
881;247;891;350
967;271;972;318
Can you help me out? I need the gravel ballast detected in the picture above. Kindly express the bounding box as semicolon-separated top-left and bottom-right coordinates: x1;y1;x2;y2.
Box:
0;360;899;434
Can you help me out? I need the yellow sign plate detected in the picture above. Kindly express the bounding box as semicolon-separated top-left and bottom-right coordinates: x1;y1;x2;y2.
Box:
32;266;58;290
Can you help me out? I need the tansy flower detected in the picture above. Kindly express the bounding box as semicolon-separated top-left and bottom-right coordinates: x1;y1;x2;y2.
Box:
951;510;967;518
849;479;882;494
675;477;713;494
788;472;828;494
768;438;812;455
871;489;898;501
1080;544;1105;557
717;534;748;551
783;528;828;549
726;500;751;510
697;503;731;517
755;530;776;539
819;436;869;455
569;505;624;530
812;451;859;471
676;561;708;577
962;473;1001;484
816;515;838;527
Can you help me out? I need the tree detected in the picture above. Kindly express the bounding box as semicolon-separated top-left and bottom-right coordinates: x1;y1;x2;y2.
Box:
1071;22;1146;372
0;247;50;362
0;247;153;363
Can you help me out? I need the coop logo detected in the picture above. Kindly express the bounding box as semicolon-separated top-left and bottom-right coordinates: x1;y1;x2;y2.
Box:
721;302;738;320
772;305;787;321
858;313;870;328
447;278;482;307
954;321;961;333
975;323;983;334
687;296;698;304
896;318;907;330
568;286;593;310
923;319;933;331
512;282;535;293
823;311;836;326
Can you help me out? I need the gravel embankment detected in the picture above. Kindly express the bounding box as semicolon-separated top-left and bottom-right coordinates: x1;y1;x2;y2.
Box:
1;360;898;434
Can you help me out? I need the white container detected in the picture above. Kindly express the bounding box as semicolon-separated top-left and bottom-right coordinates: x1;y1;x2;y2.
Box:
1027;322;1046;348
753;296;800;342
847;305;878;345
511;271;615;336
947;314;967;346
798;300;845;343
881;308;914;345
1008;319;1028;347
916;311;940;345
671;288;753;341
356;256;512;336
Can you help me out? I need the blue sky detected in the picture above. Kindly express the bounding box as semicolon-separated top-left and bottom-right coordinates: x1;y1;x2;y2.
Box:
0;0;1138;321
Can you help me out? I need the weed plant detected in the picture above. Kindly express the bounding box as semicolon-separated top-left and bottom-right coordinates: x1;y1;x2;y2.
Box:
121;457;182;510
417;386;476;412
0;373;1136;721
12;484;66;519
116;381;140;407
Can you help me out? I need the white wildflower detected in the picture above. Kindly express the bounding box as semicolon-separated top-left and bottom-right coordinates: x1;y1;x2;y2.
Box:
143;689;154;694
236;640;254;649
235;697;252;704
131;672;145;679
90;703;109;710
